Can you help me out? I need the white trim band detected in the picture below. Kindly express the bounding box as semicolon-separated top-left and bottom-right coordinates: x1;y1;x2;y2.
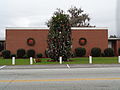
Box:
6;27;108;30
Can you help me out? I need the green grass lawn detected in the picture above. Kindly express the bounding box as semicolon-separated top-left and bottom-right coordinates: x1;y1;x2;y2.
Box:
64;57;89;64
66;57;118;64
0;59;12;65
0;58;59;65
0;57;119;65
93;57;118;64
0;58;30;65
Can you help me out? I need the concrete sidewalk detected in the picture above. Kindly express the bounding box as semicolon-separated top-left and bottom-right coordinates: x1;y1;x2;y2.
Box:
0;64;120;69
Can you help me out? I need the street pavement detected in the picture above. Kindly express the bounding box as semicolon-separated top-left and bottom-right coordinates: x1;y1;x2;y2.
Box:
1;64;120;69
0;64;120;90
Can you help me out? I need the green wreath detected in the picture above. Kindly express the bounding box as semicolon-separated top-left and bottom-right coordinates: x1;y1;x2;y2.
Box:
27;38;35;46
79;37;87;46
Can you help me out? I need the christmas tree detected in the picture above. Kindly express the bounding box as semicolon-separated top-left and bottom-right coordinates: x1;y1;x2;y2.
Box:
47;9;72;61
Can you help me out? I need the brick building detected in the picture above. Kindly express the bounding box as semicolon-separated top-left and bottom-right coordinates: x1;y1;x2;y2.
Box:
5;27;109;57
108;38;120;55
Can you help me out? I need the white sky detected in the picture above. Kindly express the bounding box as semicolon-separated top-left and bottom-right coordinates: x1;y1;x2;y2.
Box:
0;0;117;39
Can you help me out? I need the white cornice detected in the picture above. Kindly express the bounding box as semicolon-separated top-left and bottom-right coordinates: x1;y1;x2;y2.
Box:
6;27;49;30
108;38;120;40
6;27;108;30
71;27;108;30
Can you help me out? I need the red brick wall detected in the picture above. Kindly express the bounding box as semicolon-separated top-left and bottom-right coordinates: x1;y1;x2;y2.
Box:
72;29;108;56
6;28;108;57
116;40;120;55
117;40;120;48
6;29;48;56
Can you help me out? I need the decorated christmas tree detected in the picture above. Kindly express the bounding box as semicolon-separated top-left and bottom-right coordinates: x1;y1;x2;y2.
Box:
47;9;72;61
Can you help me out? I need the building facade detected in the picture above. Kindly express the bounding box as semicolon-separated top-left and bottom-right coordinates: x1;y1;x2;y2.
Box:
6;27;108;57
108;38;120;55
0;40;5;52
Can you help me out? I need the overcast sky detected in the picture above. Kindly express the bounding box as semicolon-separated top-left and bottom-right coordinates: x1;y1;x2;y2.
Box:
0;0;117;39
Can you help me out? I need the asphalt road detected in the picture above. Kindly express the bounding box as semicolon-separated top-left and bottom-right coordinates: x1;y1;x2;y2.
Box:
0;65;120;90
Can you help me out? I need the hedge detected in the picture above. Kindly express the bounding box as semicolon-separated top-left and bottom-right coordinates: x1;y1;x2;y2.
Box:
17;49;26;58
104;48;114;57
27;49;35;58
90;48;101;57
36;53;43;58
2;50;11;59
75;47;86;57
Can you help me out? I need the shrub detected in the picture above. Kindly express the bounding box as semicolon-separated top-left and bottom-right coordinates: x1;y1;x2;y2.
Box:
2;50;11;58
75;47;86;57
104;48;114;57
11;54;16;58
17;49;26;58
90;48;101;57
22;54;28;58
36;53;43;58
27;49;35;58
118;48;120;56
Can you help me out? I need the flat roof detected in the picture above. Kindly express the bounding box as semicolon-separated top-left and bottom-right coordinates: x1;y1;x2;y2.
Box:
0;40;5;41
108;38;120;40
6;27;108;30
